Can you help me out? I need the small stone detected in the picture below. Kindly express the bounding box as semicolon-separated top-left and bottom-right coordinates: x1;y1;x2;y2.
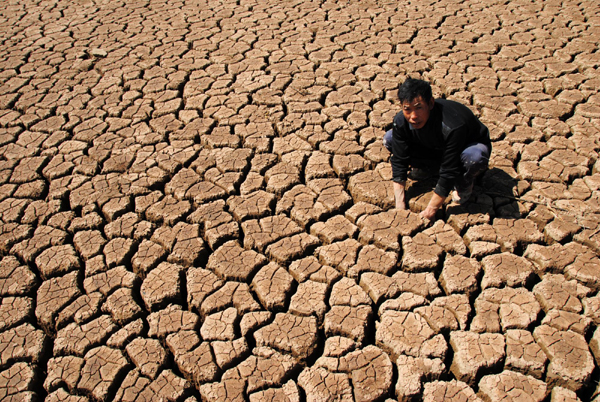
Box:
265;233;320;264
90;48;107;57
359;272;400;305
551;386;582;402
533;274;590;313
533;325;595;392
289;256;341;284
56;292;103;329
0;297;33;332
423;380;482;402
125;338;167;379
207;241;267;281
315;345;393;402
541;309;592;336
248;380;300;402
297;366;353;402
0;323;47;366
147;305;200;339
357;209;425;251
53;315;116;357
505;329;548;379
439;255;481;296
289;280;328;321
324;305;372;344
449;331;505;386
376;310;447;359
348;245;397;279
36;271;81;332
44;355;84;393
254;313;318;359
77;346;128;400
140;262;185;310
103;287;142;325
83;266;137;296
106;319;144;348
396;355;445;400
481;252;536;289
221;347;298;394
201;308;237;341
315;238;361;275
471;287;541;333
240;311;272;337
478;370;548;402
35;245;81;280
392;271;442;299
0;362;37;401
200;282;261;316
329;277;371;307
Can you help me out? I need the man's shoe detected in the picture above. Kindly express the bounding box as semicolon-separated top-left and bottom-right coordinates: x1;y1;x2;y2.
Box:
452;184;474;205
408;168;433;181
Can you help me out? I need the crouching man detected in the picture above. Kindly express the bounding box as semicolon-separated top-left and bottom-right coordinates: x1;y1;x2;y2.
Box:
384;78;491;220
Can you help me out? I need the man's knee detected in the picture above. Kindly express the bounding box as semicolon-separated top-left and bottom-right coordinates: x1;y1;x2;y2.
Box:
383;129;393;153
461;143;490;170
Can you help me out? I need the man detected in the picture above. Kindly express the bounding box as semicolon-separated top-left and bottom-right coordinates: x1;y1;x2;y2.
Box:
383;78;491;220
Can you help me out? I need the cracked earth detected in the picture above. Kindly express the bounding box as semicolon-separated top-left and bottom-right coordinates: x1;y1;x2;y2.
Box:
1;0;600;401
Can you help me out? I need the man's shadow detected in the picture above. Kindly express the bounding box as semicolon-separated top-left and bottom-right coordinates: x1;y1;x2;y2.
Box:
404;167;521;220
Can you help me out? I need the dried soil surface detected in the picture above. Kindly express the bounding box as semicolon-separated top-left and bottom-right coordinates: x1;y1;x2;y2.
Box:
1;0;600;401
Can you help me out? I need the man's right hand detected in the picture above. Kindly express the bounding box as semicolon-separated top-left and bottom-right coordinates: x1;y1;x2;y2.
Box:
393;181;406;210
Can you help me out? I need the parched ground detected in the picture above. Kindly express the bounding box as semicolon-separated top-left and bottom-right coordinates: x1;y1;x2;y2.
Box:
1;0;600;400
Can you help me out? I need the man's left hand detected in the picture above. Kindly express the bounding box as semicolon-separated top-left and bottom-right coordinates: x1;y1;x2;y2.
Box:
420;192;445;221
419;206;437;220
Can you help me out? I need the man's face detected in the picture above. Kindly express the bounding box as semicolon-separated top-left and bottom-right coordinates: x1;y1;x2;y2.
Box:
401;96;434;130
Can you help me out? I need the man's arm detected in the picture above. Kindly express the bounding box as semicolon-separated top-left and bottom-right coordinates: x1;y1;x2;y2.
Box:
390;115;411;210
393;181;406;210
421;125;470;220
422;130;465;220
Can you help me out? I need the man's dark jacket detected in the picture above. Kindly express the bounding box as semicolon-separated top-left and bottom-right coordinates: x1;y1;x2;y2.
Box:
390;99;491;197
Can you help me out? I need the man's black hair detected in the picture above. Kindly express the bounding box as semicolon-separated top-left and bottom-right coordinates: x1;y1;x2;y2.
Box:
397;78;433;103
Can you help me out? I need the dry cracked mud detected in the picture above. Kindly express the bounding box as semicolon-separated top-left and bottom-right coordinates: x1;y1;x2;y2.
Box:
1;0;600;401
